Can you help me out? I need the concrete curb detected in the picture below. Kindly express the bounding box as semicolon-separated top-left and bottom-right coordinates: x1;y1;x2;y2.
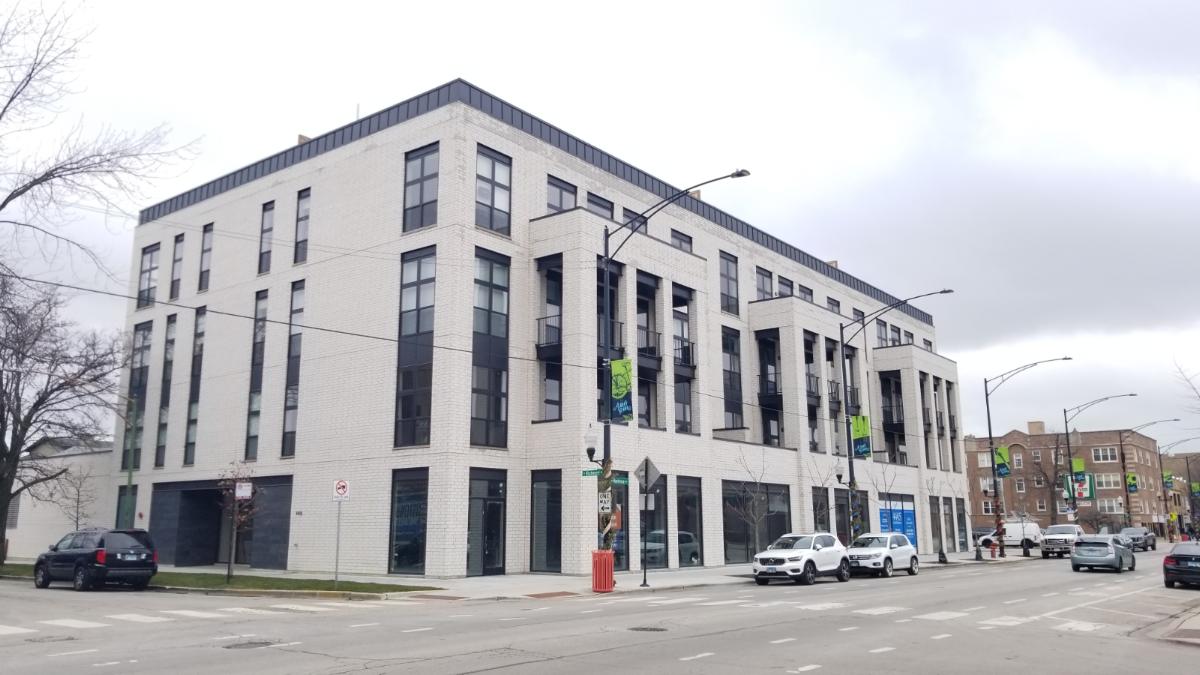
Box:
0;574;420;600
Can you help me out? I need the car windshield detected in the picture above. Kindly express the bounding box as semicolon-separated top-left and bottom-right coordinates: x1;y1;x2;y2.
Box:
769;536;813;550
850;536;889;548
1045;526;1077;534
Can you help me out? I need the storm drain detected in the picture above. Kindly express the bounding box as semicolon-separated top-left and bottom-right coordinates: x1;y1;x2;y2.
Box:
225;640;275;650
628;626;667;632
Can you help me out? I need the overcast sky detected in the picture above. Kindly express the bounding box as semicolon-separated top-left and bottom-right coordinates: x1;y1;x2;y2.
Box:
26;0;1200;447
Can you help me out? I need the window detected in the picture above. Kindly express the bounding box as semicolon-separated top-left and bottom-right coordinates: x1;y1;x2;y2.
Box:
796;284;813;302
1099;498;1123;514
852;308;865;322
389;468;428;574
755;267;773;300
404;144;439;231
719;252;738;314
1095;473;1121;489
471;251;509;448
890;325;901;346
473;255;509;338
245;291;268;460
677;477;703;566
675;379;692;433
622;208;647;234
169;234;184;300
154;315;177;468
122;321;152;470
637;376;658;428
470;365;508;447
1037;499;1047;512
585;193;613;220
530;470;562;573
258;201;274;274
827;297;841;314
721;327;743;428
982;501;994;515
778;277;793;297
544;175;577;214
198;224;213;291
923;339;934;351
294;188;310;263
977;452;992;468
1013;453;1024;469
670;229;692;252
722;481;791;563
184;308;205;465
136;243;160;308
475;146;512;234
1032;449;1042;462
281;281;304;457
1093;446;1118;462
541;362;561;421
903;331;914;345
396;247;436;447
1034;475;1045;488
1015;477;1026;493
979;476;995;493
876;320;888;347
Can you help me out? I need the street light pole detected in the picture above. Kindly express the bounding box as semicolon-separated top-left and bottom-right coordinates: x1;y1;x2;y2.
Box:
983;358;1072;558
1062;394;1138;514
1160;438;1200;541
839;289;954;543
1116;420;1178;529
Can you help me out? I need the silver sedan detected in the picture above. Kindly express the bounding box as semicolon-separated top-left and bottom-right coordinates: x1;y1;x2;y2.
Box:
1071;535;1135;573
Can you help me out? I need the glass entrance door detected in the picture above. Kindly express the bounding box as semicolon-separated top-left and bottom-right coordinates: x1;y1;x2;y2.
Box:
468;468;506;576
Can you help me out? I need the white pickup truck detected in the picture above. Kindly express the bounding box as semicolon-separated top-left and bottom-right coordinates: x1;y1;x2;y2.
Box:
1041;524;1085;558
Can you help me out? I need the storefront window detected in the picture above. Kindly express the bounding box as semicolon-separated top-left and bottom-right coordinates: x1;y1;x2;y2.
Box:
676;477;704;567
389;468;428;574
530;470;561;573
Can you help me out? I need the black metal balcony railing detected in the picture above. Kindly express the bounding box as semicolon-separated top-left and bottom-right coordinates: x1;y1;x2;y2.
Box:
536;315;562;347
597;319;624;350
637;327;661;356
760;372;781;395
828;381;842;403
882;402;905;424
936;409;946;432
806;373;820;397
673;338;696;367
949;413;958;435
809;440;819;453
847;386;861;408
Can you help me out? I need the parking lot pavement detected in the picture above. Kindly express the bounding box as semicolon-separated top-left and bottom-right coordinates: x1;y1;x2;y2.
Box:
2;549;1198;674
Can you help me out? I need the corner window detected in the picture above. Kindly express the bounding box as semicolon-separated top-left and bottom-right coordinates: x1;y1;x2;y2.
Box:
547;176;576;213
405;144;439;231
475;146;511;235
586;193;614;220
796;284;813;302
755;267;773;300
473;255;509;338
778;277;793;297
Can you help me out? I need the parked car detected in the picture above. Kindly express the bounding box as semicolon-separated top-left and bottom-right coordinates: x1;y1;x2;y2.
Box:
34;528;157;591
1163;542;1200;588
848;532;918;578
1042;524;1086;558
977;521;1042;549
1119;526;1156;552
751;532;850;585
1071;534;1135;573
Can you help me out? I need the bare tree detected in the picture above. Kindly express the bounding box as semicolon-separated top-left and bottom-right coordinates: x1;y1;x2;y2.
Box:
42;464;97;530
1176;361;1200;418
0;272;125;563
216;462;258;582
804;457;840;533
0;3;188;276
730;448;773;555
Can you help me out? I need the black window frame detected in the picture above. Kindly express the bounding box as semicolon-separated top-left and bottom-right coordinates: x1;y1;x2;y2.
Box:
755;267;773;300
778;277;793;297
475;145;512;235
827;297;841;314
470;364;508;448
389;467;429;574
169;234;184;300
122;321;153;470
244;290;268;460
796;284;813;302
136;243;160;308
154;314;177;468
198;224;213;291
184;307;205;466
546;175;576;213
719;251;739;315
586;193;614;220
404;143;439;231
395;247;436;448
473;255;510;339
670;229;692;252
281;280;304;457
258;202;274;275
541;362;562;422
721;327;743;428
294;188;310;264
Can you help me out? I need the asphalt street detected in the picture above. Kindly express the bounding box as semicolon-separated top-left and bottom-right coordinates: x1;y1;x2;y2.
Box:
2;550;1199;674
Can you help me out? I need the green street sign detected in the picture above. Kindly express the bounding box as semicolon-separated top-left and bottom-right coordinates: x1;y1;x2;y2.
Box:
611;476;629;486
582;468;602;477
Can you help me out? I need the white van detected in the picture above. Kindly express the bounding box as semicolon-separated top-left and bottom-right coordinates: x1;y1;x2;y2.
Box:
977;522;1042;549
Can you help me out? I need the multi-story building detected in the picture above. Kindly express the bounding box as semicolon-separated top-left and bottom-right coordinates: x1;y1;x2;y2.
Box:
113;79;969;578
966;421;1169;535
1162;451;1200;534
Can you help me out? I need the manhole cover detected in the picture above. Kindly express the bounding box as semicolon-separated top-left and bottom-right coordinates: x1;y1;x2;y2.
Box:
27;635;75;643
225;641;275;650
628;626;667;632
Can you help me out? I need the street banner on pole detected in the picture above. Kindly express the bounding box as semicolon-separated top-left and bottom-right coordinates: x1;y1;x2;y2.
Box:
1126;473;1138;493
234;481;253;501
1192;481;1200;497
1064;474;1095;499
1072;457;1086;481
994;445;1010;477
851;415;871;457
610;358;633;421
1163;472;1174;489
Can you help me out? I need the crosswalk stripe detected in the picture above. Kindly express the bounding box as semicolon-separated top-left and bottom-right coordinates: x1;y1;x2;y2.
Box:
978;616;1033;627
160;610;228;619
220;607;283;615
794;602;846;611
270;604;335;612
914;611;967;621
0;625;38;635
39;619;109;629
854;607;905;615
1054;621;1105;633
698;600;744;606
106;614;174;623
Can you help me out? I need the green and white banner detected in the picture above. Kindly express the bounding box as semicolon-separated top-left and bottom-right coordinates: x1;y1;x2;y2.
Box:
1126;472;1138;493
610;358;633;421
1072;457;1086;481
851;415;871;457
994;445;1011;477
1163;472;1174;489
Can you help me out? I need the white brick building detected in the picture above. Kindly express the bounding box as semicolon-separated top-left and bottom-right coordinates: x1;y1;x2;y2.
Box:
114;79;970;578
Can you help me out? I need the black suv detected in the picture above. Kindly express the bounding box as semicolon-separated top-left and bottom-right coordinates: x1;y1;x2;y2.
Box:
34;528;158;591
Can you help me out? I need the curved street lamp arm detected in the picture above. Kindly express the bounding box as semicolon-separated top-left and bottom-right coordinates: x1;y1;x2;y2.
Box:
1162;437;1200;453
1119;418;1180;443
609;170;749;260
985;357;1072;396
842;289;954;344
1064;393;1138;424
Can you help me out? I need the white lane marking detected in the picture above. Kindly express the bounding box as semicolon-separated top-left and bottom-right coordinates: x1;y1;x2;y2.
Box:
350;623;379;628
978;626;995;630
219;607;283;615
649;597;707;605
770;637;797;644
530;607;550;612
794;602;846;611
698;600;744;606
1069;591;1106;598
965;572;984;577
106;614;173;624
39;619;110;629
449;614;474;618
271;604;334;612
839;626;859;632
0;624;37;635
795;666;822;672
401;627;433;633
612;597;656;603
1003;598;1027;605
1041;592;1060;597
854;606;905;615
931;634;952;640
1077;606;1158;620
679;652;714;661
210;634;256;640
160;610;228;619
581;609;602;614
1069;587;1085;591
914;611;966;621
50;649;99;657
894;619;912;623
960;606;986;612
869;647;895;654
93;662;121;667
978;616;1034;627
737;595;753;599
1054;620;1105;632
498;617;524;622
1035;584;1157;620
271;641;303;648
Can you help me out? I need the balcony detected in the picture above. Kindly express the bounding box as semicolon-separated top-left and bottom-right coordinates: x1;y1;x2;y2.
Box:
828;381;842;411
637;326;663;372
758;371;782;411
846;386;862;414
806;373;821;400
673;338;697;380
882;402;905;426
936;409;946;434
598;319;624;359
535;314;561;362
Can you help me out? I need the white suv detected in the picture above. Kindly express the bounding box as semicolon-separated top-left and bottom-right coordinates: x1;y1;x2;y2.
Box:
752;532;850;585
849;533;919;577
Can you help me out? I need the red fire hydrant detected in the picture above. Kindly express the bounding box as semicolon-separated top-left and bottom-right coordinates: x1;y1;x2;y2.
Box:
592;549;615;593
990;543;998;559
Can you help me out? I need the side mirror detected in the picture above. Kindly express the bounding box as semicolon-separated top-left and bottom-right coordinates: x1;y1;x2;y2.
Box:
814;544;823;551
48;544;57;552
890;543;899;549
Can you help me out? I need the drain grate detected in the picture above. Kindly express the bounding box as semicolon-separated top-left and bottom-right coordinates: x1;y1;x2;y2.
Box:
225;640;275;650
628;626;667;632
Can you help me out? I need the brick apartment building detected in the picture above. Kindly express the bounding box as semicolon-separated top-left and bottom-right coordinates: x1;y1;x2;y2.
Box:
1162;451;1200;534
966;421;1170;535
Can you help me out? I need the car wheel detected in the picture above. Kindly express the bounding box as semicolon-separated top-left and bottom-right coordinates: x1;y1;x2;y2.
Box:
1114;562;1123;574
836;560;850;582
1041;550;1049;559
131;579;149;591
72;566;92;592
1165;579;1175;588
755;578;770;586
1057;552;1065;559
907;557;919;576
33;565;51;589
798;562;816;586
881;558;894;578
1072;564;1081;572
1151;542;1157;551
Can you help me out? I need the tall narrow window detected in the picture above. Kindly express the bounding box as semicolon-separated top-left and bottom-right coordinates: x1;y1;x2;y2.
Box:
281;281;304;457
586;193;613;219
257;202;274;274
475;146;511;234
404;143;439;231
169;234;184;300
719;252;739;314
904;331;914;345
198;224;213;291
755;267;773;300
154;315;177;468
184;308;205;465
890;325;901;346
245;291;268;460
122;321;152;470
294;188;310;264
547;176;576;213
471;251;510;447
389;468;429;574
396;247;436;447
471;365;508;447
136;243;160;308
876;320;888;348
473;255;510;339
542;362;562;421
722;327;743;427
